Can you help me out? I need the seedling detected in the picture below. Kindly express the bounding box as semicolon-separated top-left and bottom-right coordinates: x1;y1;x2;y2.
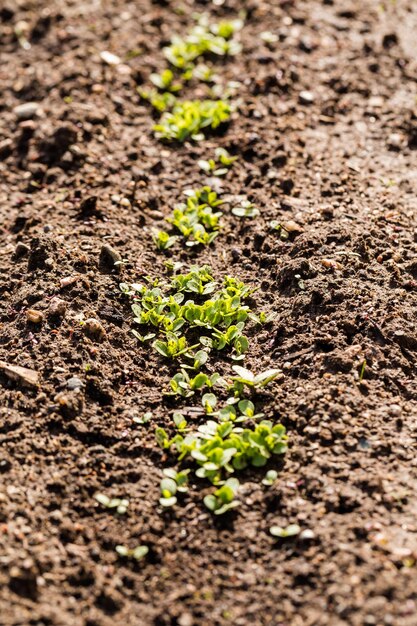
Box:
152;229;178;251
204;478;240;515
159;468;190;507
158;418;288;484
94;493;129;515
115;545;149;560
153;99;231;142
150;69;182;92
270;524;301;538
198;148;237;176
153;333;199;359
262;469;278;486
138;88;177;113
230;366;282;394
168;370;221;397
123;267;256;362
133;411;153;425
163;19;243;70
232;200;260;218
202;392;217;413
173;412;188;431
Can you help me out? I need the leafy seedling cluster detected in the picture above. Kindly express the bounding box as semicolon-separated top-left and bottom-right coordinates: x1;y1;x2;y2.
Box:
153;99;231;142
158;186;224;248
121;265;259;363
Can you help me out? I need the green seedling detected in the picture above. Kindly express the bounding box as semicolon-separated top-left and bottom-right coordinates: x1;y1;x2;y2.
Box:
270;523;301;538
168;370;222;397
153;333;199;359
198;148;237;176
138;88;177;113
152;229;178;251
204;477;240;515
159;468;190;507
133;411;153;425
115;545;149;560
132;330;156;342
150;69;182;92
232;200;260;218
173;412;188;431
172;264;217;293
202;392;217;413
163;19;243;70
159;418;288;484
154;99;231;142
94;493;129;515
262;469;278;486
230;366;282;394
124;267;255;362
164;187;224;247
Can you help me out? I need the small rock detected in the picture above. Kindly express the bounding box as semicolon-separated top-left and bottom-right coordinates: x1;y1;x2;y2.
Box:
387;133;402;151
13;102;41;120
60;275;79;288
299;90;315;105
66;376;84;391
99;244;122;273
281;220;304;235
55;391;84;420
321;258;343;270
48;297;67;320
100;50;121;66
26;309;43;324
14;242;30;258
82;318;106;342
0;361;39;388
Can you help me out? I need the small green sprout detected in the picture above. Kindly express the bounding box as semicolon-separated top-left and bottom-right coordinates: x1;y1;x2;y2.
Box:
154;99;231;142
115;545;149;560
173;412;188;431
153;333;199;359
232;200;260;218
165;187;224;247
158;418;288;483
198;148;237;176
204;478;240;515
202;392;217;413
159;468;190;507
95;493;129;515
168;370;221;397
152;229;178;251
262;469;278;486
133;411;153;425
163;19;242;70
138;88;177;113
270;524;301;538
230;366;282;394
150;69;182;92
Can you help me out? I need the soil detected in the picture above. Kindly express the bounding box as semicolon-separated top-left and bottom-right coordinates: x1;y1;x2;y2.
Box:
1;1;417;625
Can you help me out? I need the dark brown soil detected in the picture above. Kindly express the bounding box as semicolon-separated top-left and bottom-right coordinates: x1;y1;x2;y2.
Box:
1;1;417;625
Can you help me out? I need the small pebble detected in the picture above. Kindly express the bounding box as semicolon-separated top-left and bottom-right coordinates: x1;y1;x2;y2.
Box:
26;309;43;324
99;243;122;273
13;102;41;120
66;376;84;391
100;51;121;66
48;297;67;320
14;242;30;258
83;318;106;342
299;90;315;105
